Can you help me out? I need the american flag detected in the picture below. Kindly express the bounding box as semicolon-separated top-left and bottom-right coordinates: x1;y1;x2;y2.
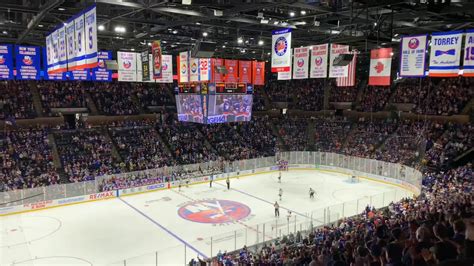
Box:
336;52;357;87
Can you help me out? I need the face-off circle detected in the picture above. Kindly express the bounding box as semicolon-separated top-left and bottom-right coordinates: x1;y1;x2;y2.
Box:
178;199;251;224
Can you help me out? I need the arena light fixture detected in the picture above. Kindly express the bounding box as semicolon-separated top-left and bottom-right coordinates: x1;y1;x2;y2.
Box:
222;45;226;48
98;25;105;31
202;32;208;37
301;10;306;15
289;11;295;17
58;7;66;11
237;37;243;44
114;26;126;33
258;40;264;46
273;21;279;25
172;30;178;34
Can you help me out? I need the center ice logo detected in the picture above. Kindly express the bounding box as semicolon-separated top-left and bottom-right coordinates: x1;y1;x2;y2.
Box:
178;199;251;224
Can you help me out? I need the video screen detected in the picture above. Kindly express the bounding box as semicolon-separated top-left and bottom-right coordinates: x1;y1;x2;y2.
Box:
207;94;253;124
175;94;204;123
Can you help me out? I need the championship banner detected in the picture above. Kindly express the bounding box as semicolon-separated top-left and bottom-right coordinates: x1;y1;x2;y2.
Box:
239;60;252;83
463;29;474;77
57;26;67;73
118;51;137;82
199;58;211;81
151;41;162;79
252;61;265;85
73;13;86;70
65;19;76;70
271;28;292;72
92;51;112;81
15;45;40;80
69;70;90;81
369;48;392;86
310;43;328;78
293;46;309;79
152;54;173;83
43;47;66;80
212;58;224;82
0;44;13;80
399;34;428;77
178;51;189;83
189;58;200;82
428;31;463;77
225;59;238;82
141;51;150;81
329;44;349;78
83;6;98;69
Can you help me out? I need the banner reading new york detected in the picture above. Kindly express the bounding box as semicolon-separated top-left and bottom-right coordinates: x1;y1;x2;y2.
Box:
429;31;462;77
15;45;40;80
271;28;292;72
400;34;428;77
293;46;309;79
310;44;328;78
464;29;474;77
329;44;349;78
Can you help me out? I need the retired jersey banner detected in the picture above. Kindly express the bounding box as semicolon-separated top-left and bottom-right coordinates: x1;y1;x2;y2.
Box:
0;44;13;80
65;20;76;70
463;30;474;77
118;51;137;82
178;51;189;83
293;46;309;79
252;61;265;85
189;58;200;82
369;48;392;86
400;34;428;77
329;44;349;78
271;28;292;72
15;45;40;80
83;6;98;69
43;47;66;80
199;58;211;81
239;60;252;83
225;59;239;82
152;40;162;79
428;31;463;77
310;44;328;78
57;26;67;73
73;14;86;70
212;58;224;83
48;29;59;74
92;51;112;81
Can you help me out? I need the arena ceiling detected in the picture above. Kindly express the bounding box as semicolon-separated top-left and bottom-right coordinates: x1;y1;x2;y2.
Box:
0;0;473;60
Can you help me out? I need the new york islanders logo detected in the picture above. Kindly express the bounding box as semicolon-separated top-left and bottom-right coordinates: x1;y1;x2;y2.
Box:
274;36;288;56
178;199;251;224
123;60;131;69
181;63;187;74
315;56;323;66
191;62;198;73
162;63;168;71
297;58;305;67
22;56;33;65
408;38;420;49
0;55;5;64
98;60;105;68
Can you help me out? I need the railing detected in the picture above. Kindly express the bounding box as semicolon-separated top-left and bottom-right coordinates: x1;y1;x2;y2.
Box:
0;152;422;265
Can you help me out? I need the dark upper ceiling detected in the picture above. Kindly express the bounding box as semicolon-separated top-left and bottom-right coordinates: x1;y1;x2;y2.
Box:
0;0;473;61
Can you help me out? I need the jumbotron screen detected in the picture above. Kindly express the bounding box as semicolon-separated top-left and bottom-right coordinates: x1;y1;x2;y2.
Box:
175;94;204;123
207;94;253;124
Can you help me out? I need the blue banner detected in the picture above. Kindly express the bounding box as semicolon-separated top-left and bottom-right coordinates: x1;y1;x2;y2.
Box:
15;45;41;80
69;70;90;80
0;44;13;80
92;51;112;81
43;47;66;80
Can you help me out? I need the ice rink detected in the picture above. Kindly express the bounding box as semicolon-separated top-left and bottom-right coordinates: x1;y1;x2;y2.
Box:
1;169;412;266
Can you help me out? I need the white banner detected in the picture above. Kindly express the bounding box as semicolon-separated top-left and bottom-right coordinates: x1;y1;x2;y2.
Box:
49;29;60;73
429;31;462;77
66;20;76;69
310;44;328;78
329;44;349;78
57;26;67;72
156;54;173;83
74;14;86;70
278;50;292;80
118;51;137;82
189;58;200;82
178;51;189;83
199;58;211;81
399;34;428;77
271;28;292;72
463;30;474;77
292;46;309;79
136;53;143;82
83;6;98;69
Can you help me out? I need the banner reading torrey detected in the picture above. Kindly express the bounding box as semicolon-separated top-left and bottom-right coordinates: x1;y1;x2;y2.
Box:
329;44;349;78
225;59;239;82
152;40;162;79
310;44;328;78
293;46;309;79
239;60;252;83
271;28;292;72
118;51;137;82
399;34;428;77
178;51;189;83
463;29;474;77
429;31;463;77
15;45;41;80
252;61;265;85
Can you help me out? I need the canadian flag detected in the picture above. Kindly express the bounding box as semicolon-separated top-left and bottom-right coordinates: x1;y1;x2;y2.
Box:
369;48;392;86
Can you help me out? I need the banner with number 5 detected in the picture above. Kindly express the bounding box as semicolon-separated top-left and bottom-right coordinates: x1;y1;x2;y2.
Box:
83;6;98;69
463;30;474;77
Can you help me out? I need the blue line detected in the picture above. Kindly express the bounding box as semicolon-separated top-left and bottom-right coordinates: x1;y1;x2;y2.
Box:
118;197;208;259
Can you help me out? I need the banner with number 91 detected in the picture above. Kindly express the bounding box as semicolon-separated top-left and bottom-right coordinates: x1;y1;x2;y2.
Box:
463;30;474;77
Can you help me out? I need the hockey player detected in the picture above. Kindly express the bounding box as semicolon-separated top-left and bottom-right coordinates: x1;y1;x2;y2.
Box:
278;171;282;183
279;188;283;201
274;201;280;217
178;180;182;191
226;176;230;190
309;188;315;199
209;175;213;188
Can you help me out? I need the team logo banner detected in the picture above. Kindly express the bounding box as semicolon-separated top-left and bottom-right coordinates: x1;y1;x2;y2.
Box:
212;58;224;83
463;30;474;77
69;70;90;81
66;20;76;70
152;41;162;79
141;51;150;81
329;44;349;78
178;51;189;83
83;6;98;69
118;51;137;82
225;59;239;82
154;54;173;83
189;58;200;82
400;34;428;77
199;58;211;81
369;48;392;86
252;61;265;85
293;46;309;79
310;44;328;78
0;44;13;80
271;28;292;72
239;60;252;83
429;31;463;77
15;45;40;80
92;51;112;81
